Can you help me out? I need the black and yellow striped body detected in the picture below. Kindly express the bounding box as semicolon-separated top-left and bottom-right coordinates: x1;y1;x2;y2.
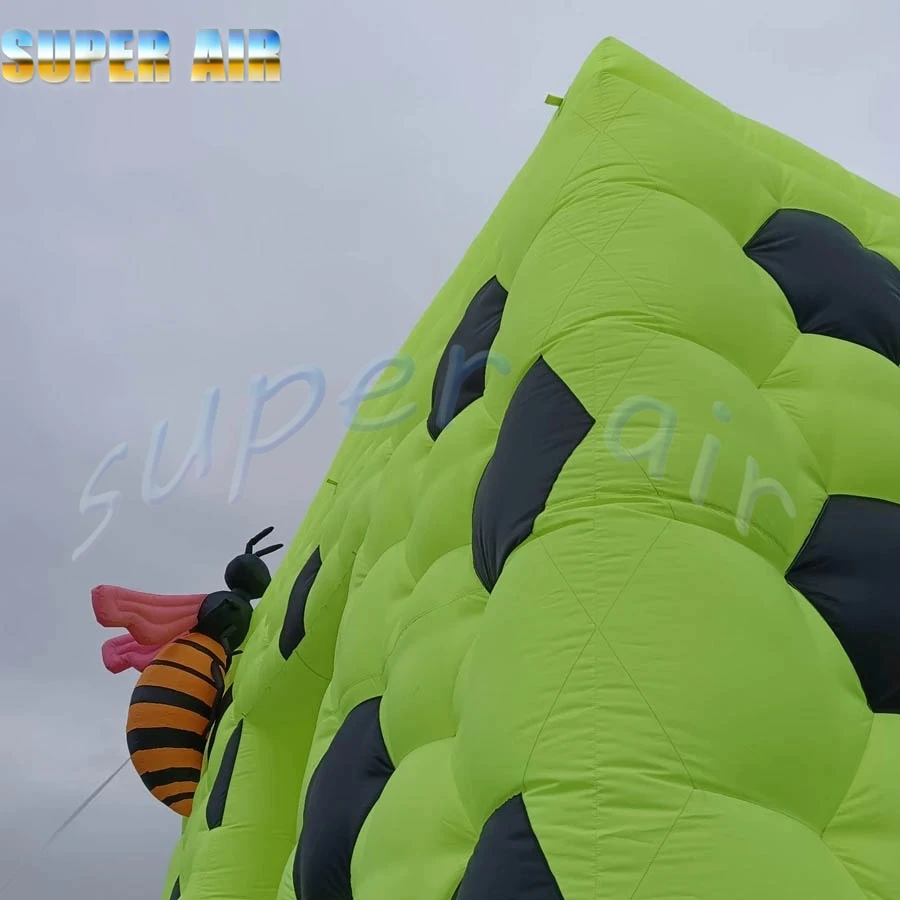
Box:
126;632;228;816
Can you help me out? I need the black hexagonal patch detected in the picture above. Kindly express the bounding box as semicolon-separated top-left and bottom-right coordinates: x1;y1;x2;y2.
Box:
293;697;394;899
786;494;900;713
279;546;323;659
452;795;564;900
428;276;508;439
744;208;900;364
206;719;243;829
472;356;595;592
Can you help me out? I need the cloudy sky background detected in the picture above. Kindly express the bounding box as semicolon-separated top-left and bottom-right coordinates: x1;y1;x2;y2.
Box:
2;0;899;897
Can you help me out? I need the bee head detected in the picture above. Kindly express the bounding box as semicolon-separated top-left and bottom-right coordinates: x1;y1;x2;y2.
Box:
223;525;283;600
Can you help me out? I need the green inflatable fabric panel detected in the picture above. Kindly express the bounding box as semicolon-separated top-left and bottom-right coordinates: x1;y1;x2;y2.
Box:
162;36;900;900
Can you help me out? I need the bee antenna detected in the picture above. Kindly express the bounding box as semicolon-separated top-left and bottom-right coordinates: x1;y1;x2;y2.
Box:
245;525;275;554
254;543;283;558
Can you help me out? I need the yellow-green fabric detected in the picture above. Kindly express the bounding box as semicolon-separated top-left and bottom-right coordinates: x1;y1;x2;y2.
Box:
162;36;900;900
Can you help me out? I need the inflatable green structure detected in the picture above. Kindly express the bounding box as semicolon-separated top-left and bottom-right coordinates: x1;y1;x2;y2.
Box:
162;36;900;900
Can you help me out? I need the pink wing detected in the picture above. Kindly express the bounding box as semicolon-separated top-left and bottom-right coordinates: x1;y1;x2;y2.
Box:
92;585;206;674
101;633;171;673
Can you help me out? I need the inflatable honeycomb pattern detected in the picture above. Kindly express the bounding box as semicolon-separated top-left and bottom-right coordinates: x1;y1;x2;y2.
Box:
163;36;900;900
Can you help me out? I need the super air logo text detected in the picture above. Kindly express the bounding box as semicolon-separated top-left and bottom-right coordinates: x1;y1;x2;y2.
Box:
0;29;280;82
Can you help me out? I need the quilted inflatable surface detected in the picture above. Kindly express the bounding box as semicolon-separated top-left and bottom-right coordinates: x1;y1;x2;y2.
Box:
162;36;900;900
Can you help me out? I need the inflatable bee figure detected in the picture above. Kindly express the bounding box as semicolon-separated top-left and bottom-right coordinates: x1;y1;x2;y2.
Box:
92;526;283;816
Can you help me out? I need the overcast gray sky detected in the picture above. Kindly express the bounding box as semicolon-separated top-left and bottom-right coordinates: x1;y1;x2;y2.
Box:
2;0;899;897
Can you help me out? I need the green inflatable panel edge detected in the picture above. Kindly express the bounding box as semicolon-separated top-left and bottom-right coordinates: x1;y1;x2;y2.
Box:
162;35;900;900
